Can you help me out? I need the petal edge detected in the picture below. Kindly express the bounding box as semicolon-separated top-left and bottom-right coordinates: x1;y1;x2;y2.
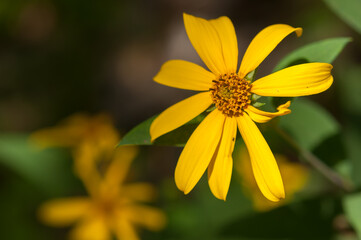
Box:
150;92;212;141
175;110;225;194
245;101;291;123
252;63;333;97
154;60;215;91
239;24;302;78
236;114;285;201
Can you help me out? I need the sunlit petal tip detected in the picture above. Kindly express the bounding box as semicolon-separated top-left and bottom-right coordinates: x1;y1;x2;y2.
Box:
294;27;303;37
211;186;229;201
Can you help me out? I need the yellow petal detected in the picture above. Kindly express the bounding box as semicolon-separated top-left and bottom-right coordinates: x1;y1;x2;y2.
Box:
150;92;212;141
239;24;302;78
237;147;308;211
236;114;284;202
121;183;157;202
70;215;110;240
38;198;91;226
125;205;167;231
29;113;119;149
252;63;333;96
113;216;140;240
245;101;291;123
73;142;102;197
154;60;215;91
175;110;225;194
184;13;228;74
209;16;238;72
29;114;89;148
207;117;237;200
104;146;138;187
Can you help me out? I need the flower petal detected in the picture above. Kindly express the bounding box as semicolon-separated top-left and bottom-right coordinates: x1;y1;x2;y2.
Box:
154;60;215;91
38;198;91;226
121;183;157;202
236;114;284;202
70;215;110;240
125;205;167;231
184;13;228;74
104;146;138;187
150;92;212;141
245;101;291;123
113;216;139;240
209;16;238;73
175;110;225;194
239;24;302;78
207;117;237;200
251;63;333;96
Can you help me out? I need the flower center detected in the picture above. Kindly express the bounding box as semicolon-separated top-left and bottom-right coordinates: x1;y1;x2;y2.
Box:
210;73;252;117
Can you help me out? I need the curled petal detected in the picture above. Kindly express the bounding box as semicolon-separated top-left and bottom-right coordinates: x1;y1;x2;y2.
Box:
236;114;285;202
245;101;291;123
154;60;215;91
239;24;302;78
251;63;333;97
175;110;225;194
208;117;237;200
150;92;212;141
184;13;237;74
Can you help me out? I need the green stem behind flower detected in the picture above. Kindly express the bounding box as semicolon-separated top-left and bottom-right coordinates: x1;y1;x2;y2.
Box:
274;126;353;193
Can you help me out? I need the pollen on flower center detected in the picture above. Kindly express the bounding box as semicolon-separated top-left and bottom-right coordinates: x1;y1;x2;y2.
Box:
210;73;252;117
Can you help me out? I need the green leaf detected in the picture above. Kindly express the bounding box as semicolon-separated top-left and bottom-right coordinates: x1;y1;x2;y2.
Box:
344;124;361;186
118;115;156;146
343;192;361;237
324;0;361;34
118;113;206;147
279;98;339;150
274;37;351;72
338;66;361;115
0;134;76;195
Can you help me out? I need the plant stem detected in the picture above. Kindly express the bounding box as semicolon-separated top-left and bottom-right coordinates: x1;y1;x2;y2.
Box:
274;126;353;193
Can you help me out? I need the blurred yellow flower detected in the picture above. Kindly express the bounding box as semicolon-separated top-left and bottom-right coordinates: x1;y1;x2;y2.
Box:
150;13;332;201
30;113;120;180
30;113;119;152
38;146;166;240
237;147;309;211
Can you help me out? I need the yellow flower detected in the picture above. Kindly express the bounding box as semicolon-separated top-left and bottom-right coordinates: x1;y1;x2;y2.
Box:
236;147;309;211
30;113;120;181
38;146;166;240
150;13;333;201
30;113;119;152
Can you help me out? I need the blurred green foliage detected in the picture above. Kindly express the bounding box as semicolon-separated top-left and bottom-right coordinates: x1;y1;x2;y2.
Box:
324;0;361;34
